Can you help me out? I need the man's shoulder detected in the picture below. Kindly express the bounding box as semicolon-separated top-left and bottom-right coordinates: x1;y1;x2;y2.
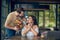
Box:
8;11;16;15
7;12;14;18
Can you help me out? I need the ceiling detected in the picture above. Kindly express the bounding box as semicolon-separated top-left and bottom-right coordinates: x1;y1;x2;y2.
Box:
6;0;60;4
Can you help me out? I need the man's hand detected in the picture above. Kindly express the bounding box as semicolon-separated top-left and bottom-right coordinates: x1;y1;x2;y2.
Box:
13;26;20;31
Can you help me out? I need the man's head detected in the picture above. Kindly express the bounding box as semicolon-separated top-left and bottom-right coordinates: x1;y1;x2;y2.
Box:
16;8;24;17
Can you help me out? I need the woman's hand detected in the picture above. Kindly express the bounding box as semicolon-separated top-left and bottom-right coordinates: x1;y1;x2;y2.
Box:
21;25;31;36
30;25;39;36
27;24;31;31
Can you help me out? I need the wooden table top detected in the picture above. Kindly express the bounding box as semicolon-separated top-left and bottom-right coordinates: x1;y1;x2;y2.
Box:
4;36;59;40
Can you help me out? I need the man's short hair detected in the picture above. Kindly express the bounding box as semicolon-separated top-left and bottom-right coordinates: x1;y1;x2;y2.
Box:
16;8;24;13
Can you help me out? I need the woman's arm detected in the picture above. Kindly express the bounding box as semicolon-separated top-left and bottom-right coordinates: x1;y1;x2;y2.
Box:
31;25;39;36
21;25;31;36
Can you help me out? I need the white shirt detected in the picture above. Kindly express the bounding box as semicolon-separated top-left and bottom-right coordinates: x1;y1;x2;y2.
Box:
21;27;39;37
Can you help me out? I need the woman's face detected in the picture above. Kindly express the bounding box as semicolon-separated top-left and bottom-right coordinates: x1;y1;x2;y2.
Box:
28;16;33;23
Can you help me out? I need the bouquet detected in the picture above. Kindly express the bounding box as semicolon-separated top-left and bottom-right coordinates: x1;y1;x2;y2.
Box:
14;17;23;30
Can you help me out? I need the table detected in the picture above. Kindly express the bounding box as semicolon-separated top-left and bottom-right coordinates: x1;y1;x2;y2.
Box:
4;36;59;40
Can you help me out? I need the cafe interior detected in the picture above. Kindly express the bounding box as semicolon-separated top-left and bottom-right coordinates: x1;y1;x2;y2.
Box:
1;0;60;40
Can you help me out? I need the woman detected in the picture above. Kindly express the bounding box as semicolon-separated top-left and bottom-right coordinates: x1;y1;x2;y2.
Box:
21;15;39;37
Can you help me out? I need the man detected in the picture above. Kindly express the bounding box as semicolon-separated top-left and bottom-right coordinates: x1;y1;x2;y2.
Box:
4;8;25;38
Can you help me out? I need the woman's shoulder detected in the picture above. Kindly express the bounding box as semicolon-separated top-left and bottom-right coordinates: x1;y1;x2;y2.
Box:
34;25;38;27
33;25;38;29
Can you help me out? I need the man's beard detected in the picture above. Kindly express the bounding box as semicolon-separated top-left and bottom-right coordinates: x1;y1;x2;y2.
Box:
17;15;24;20
17;15;24;18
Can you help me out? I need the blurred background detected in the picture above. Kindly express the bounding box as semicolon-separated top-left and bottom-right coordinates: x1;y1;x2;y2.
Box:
1;0;60;39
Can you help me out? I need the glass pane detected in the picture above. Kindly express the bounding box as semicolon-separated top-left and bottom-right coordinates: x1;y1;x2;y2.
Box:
57;4;60;29
1;0;9;39
39;11;43;27
49;7;56;28
28;11;36;16
45;10;49;28
45;4;56;28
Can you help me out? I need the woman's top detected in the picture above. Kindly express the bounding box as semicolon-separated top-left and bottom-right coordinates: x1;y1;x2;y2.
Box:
21;26;39;37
